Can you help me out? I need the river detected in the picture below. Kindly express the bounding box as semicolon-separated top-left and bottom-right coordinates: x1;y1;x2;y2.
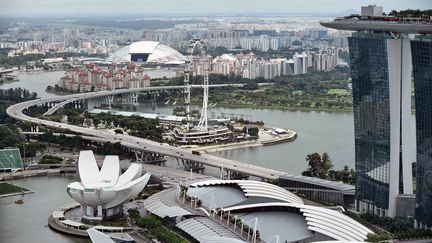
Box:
0;176;89;243
1;70;417;172
1;70;360;172
0;70;417;242
133;103;358;173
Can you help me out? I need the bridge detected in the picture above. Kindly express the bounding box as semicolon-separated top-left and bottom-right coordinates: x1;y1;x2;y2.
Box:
7;87;356;205
8;86;284;180
42;84;244;116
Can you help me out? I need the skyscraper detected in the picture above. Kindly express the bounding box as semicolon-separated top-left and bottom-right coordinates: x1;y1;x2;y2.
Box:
293;52;308;75
411;36;432;228
320;5;432;218
348;32;413;217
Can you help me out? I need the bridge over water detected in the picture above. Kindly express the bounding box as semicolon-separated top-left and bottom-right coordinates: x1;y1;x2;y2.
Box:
7;86;354;205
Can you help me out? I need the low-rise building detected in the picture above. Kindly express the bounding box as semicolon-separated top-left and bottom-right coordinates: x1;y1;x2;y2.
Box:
59;63;151;92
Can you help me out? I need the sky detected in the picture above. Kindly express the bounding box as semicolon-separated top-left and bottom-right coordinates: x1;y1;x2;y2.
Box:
0;0;430;17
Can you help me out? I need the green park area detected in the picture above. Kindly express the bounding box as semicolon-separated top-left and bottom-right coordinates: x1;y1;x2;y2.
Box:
167;67;354;112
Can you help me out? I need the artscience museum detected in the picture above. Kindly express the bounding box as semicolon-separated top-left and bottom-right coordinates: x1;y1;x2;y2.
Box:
67;150;150;221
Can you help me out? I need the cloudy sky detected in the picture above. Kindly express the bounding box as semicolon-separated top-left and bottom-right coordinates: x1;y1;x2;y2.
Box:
0;0;430;16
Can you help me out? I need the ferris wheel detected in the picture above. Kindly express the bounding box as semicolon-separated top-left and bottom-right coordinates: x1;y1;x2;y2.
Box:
183;38;209;131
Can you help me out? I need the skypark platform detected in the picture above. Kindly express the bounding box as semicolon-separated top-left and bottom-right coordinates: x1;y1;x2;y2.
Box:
321;6;432;35
320;18;432;34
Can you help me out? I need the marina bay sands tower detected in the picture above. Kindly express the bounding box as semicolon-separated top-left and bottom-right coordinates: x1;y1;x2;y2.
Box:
321;5;432;228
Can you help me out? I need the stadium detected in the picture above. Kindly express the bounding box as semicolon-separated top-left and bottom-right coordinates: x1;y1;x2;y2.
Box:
106;41;186;64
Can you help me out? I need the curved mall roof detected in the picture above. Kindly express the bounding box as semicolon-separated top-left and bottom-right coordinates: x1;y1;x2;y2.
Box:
107;41;185;64
182;180;372;242
223;202;372;242
190;179;304;205
67;150;150;208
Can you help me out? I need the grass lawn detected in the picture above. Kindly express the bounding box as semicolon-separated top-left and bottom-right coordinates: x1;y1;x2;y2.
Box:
328;88;350;96
0;182;29;195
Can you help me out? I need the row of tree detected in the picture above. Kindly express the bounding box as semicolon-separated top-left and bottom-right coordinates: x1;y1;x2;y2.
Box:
388;9;432;18
302;152;355;185
38;131;129;156
0;87;46;159
361;213;432;241
0;88;38;124
39;154;63;164
86;112;164;142
128;209;188;243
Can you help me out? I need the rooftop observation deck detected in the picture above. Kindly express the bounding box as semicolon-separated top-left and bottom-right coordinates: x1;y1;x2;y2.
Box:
320;16;432;34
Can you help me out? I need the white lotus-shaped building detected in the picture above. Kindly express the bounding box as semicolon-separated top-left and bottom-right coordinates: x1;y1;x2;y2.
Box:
67;150;150;220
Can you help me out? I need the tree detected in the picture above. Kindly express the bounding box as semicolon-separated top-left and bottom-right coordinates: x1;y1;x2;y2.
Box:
39;154;63;164
303;152;322;178
320;153;333;178
328;165;355;184
245;126;259;137
302;152;334;179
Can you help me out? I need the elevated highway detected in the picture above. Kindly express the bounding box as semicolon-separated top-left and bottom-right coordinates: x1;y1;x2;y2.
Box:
9;87;357;206
42;84;244;116
7;86;284;180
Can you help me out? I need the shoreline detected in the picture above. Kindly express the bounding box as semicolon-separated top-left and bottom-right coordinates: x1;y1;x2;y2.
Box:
183;130;298;153
0;190;34;198
0;169;70;181
45;89;74;96
189;101;354;113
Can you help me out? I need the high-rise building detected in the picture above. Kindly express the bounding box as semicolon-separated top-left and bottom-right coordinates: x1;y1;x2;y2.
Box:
293;52;308;75
411;36;432;228
348;32;413;217
282;59;295;75
321;5;432;218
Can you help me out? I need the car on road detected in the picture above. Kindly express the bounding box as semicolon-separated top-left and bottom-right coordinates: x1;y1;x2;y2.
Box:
192;151;201;156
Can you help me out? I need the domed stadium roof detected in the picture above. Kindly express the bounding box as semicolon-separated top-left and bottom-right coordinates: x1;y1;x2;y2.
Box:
107;41;185;64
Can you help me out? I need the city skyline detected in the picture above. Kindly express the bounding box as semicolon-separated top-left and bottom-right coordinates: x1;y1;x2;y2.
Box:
1;0;431;17
1;2;432;242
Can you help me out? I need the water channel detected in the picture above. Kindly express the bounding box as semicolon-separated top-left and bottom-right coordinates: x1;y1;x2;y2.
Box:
0;70;417;242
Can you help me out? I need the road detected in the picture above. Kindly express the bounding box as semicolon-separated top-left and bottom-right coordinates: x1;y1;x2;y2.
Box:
7;86;284;180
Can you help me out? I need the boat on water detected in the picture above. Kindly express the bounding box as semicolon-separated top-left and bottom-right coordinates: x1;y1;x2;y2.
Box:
15;199;24;204
0;74;19;83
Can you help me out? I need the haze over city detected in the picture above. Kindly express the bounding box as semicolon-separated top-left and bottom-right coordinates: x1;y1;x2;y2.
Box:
1;0;431;16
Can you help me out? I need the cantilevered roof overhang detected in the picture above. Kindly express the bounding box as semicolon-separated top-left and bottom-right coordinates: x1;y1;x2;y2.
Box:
222;202;373;242
320;20;432;34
